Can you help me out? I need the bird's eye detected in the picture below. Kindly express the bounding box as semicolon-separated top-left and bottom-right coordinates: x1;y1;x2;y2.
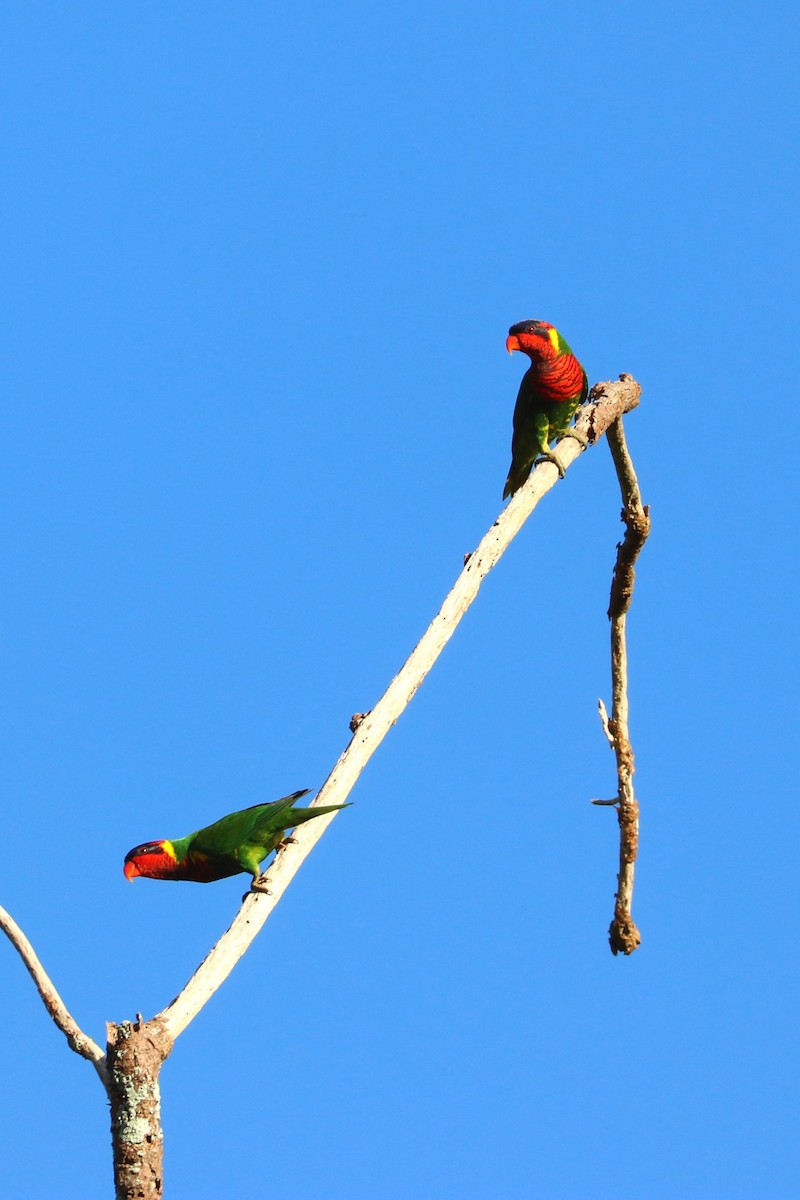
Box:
128;842;155;859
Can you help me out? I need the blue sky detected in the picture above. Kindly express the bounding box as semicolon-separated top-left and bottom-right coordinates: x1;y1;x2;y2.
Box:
2;2;798;1196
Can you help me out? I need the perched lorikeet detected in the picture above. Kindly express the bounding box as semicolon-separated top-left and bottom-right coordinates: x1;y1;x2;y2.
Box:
503;319;589;498
123;790;348;887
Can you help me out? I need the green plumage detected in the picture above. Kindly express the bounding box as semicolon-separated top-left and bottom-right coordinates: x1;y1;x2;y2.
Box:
503;320;589;498
124;789;350;885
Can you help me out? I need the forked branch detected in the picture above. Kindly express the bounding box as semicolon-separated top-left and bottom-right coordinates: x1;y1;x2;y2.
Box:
158;374;643;1038
1;374;644;1057
0;373;643;1199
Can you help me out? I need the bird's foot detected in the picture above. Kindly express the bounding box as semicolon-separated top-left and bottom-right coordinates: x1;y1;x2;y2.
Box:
558;428;589;450
534;450;567;478
278;836;298;851
248;878;273;897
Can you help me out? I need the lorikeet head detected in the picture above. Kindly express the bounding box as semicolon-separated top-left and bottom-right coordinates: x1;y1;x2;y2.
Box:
506;319;565;360
124;840;179;881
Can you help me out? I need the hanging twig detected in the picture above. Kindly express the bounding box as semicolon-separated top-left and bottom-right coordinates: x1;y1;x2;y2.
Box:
594;412;651;955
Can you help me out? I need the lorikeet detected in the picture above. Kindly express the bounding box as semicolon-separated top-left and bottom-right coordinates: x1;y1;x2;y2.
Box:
503;319;589;498
123;790;348;887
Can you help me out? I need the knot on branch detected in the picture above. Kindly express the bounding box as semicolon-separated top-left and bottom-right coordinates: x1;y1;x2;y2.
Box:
608;504;651;620
66;1030;94;1059
609;911;642;956
617;799;640;863
607;720;635;779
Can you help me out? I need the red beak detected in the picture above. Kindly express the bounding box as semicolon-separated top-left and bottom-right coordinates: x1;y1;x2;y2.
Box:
506;334;521;355
123;860;138;881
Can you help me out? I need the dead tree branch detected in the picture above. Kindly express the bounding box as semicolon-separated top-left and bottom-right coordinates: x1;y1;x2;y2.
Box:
0;903;108;1086
1;375;642;1194
595;412;651;955
159;374;642;1039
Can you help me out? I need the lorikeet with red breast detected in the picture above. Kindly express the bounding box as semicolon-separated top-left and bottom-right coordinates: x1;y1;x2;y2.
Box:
503;319;588;498
124;789;348;888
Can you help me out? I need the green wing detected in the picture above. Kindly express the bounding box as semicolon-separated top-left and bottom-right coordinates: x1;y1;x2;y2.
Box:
186;790;313;857
183;789;350;884
248;790;315;843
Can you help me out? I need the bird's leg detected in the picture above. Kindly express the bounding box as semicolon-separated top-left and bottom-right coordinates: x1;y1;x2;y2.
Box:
530;413;568;477
278;835;298;850
240;846;272;896
536;426;588;477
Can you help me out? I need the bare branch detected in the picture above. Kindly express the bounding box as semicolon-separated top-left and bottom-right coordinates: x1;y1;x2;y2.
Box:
600;414;651;955
0;903;108;1086
158;375;642;1039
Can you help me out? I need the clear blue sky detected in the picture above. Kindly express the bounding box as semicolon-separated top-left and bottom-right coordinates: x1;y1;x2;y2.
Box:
2;3;798;1196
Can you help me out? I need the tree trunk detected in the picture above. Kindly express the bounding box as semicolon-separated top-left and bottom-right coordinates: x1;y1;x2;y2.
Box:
106;1018;173;1199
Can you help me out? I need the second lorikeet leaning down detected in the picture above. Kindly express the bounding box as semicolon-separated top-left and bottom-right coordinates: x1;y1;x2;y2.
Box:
503;319;589;498
123;790;349;888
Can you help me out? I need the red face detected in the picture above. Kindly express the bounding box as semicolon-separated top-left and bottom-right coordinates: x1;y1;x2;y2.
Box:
123;841;177;881
506;319;555;359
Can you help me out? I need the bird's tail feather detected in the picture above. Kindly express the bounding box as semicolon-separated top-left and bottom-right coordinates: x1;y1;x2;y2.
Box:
290;802;352;825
